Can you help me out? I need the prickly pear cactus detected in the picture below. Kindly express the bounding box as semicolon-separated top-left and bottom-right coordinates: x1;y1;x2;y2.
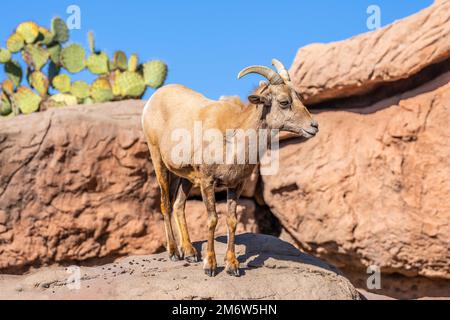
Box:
6;33;24;53
117;71;146;98
2;79;15;96
13;86;42;114
113;51;128;71
47;44;61;65
4;60;23;87
49;93;78;107
143;60;168;89
60;44;86;73
0;92;12;116
0;48;12;64
29;71;49;97
52;74;71;93
86;51;109;75
90;78;114;102
51;17;69;44
16;22;40;44
0;17;168;116
70;80;90;100
37;27;54;45
22;45;49;71
128;54;139;72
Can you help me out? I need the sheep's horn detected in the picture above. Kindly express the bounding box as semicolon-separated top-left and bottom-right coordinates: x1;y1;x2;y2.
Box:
271;59;291;83
237;66;284;85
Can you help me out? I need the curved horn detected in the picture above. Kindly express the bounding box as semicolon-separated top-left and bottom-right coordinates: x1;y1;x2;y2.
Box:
237;66;284;85
271;58;291;82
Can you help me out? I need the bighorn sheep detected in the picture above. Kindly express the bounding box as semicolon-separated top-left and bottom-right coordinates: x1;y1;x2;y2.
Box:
142;59;318;277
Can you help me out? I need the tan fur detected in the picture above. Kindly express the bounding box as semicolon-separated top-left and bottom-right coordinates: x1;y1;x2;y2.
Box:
142;78;318;276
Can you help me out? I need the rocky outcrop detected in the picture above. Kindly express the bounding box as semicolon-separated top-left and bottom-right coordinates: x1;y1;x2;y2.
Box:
0;102;259;272
290;0;450;105
0;234;361;300
263;80;450;281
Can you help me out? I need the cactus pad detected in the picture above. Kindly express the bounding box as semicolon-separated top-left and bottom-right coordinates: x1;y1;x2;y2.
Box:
90;78;114;102
88;31;96;54
6;33;25;53
16;22;40;44
70;80;90;100
60;44;86;73
51;17;69;44
0;48;12;64
4;60;23;87
143;60;168;89
29;71;49;97
52;74;71;93
49;93;78;107
22;45;49;70
86;52;109;75
13;86;42;114
113;51;128;71
117;71;146;98
128;54;139;72
0;92;12;116
2;79;15;96
47;44;61;65
37;27;54;45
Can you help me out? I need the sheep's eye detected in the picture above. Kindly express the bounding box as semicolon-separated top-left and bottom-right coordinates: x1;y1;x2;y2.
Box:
280;100;290;108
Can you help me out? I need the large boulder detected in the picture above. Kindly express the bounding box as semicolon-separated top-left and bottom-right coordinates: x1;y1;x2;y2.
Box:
290;0;450;105
0;102;259;272
262;77;450;281
0;234;361;300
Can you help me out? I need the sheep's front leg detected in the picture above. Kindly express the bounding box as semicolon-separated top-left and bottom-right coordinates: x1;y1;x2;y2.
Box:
200;180;218;277
225;185;243;277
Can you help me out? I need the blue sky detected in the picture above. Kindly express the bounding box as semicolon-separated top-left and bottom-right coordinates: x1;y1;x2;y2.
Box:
0;0;432;100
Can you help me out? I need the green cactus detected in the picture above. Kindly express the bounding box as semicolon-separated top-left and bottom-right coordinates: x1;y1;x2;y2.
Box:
143;60;168;89
113;51;128;71
128;54;139;72
6;33;25;53
109;70;122;97
60;44;85;73
86;51;109;75
90;78;114;103
82;97;95;105
0;92;12;116
29;71;49;97
16;21;40;44
22;45;49;71
0;48;12;64
52;74;71;93
47;44;61;65
13;86;42;114
117;71;146;98
2;79;15;96
70;80;90;100
49;93;78;107
4;60;23;88
37;27;54;45
88;31;96;54
51;17;69;44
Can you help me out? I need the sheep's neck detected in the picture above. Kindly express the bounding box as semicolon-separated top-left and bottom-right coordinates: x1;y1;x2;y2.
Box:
237;104;266;132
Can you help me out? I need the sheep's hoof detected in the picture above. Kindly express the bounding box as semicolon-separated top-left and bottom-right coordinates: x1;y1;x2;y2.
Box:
169;253;181;262
204;268;216;277
185;255;200;263
226;267;240;277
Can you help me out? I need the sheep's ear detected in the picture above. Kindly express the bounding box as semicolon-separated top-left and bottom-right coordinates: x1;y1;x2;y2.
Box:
248;95;268;106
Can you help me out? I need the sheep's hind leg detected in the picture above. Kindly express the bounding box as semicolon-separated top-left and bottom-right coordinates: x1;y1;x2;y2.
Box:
149;145;180;261
224;184;244;277
200;179;218;277
173;178;199;262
